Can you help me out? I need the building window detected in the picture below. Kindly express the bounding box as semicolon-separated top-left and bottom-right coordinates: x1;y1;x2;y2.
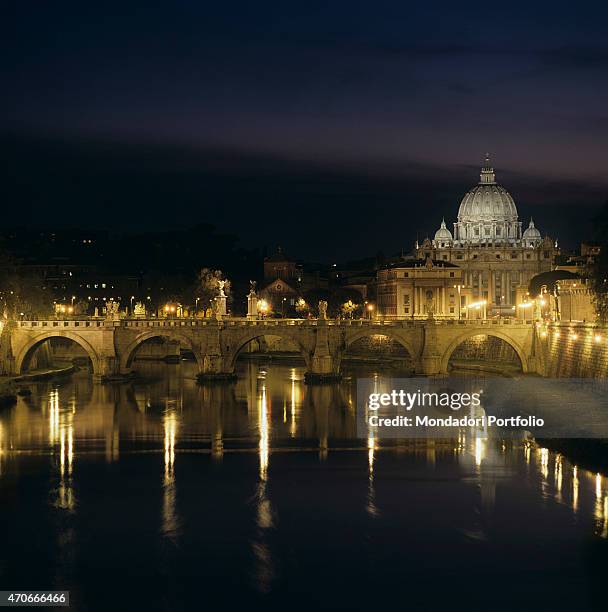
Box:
404;295;410;305
449;272;455;277
511;253;517;259
496;254;500;259
403;272;409;277
450;307;455;313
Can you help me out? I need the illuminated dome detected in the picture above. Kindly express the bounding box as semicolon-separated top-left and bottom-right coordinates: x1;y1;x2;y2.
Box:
457;158;518;221
453;156;522;244
433;218;453;246
522;218;541;246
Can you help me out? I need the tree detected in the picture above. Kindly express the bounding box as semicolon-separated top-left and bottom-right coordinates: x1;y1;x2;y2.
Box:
0;251;53;319
194;268;232;311
589;201;608;321
302;289;332;316
295;297;309;317
341;300;358;319
329;288;363;318
303;287;363;318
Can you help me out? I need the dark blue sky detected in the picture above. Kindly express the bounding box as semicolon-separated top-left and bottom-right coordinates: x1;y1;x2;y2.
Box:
3;1;607;259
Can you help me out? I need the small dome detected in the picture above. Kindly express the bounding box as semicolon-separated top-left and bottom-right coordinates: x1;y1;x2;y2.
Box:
457;156;518;222
523;218;541;240
434;218;453;242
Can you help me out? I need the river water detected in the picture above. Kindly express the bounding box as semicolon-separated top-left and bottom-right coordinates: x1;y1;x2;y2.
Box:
0;360;607;611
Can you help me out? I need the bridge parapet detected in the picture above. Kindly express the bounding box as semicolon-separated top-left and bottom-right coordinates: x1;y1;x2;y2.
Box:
5;316;540;381
17;316;536;329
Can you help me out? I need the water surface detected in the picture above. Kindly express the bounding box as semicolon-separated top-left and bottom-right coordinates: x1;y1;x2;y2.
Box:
1;361;607;611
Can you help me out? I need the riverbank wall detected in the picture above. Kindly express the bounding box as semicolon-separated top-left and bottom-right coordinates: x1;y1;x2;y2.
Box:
543;323;608;378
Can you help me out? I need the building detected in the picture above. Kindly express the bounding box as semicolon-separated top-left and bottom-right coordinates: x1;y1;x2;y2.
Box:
263;247;300;283
377;256;472;319
259;248;302;315
557;279;597;322
416;156;558;314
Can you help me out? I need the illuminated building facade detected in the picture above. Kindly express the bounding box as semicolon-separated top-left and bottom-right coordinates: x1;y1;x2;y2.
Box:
416;157;557;314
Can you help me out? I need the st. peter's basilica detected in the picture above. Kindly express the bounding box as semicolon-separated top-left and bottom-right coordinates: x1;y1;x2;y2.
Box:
377;156;557;318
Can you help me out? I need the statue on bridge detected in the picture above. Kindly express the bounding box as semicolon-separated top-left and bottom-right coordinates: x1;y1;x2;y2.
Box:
133;302;146;318
318;300;328;320
105;300;121;320
247;281;258;320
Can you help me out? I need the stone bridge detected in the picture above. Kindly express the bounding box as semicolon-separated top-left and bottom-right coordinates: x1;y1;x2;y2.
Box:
0;316;544;381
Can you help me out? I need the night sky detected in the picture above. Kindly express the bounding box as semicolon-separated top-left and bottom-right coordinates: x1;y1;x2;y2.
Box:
3;1;607;260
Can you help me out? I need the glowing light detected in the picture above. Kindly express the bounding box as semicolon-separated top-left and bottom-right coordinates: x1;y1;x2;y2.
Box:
49;389;60;445
540;331;548;338
594;334;603;343
539;447;549;479
164;411;177;482
368;434;375;473
259;384;269;481
555;454;563;497
474;436;485;467
570;333;578;341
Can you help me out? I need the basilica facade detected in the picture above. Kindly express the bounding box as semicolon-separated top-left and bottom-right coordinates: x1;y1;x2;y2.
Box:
415;157;557;314
377;157;558;319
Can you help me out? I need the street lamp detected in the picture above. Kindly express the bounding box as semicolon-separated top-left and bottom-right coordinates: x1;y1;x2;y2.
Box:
517;301;533;321
367;303;375;320
258;300;269;319
195;297;200;316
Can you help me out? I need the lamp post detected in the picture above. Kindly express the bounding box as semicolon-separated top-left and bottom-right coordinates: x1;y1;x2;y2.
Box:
130;295;135;314
517;301;533;321
195;297;200;316
367;303;375;320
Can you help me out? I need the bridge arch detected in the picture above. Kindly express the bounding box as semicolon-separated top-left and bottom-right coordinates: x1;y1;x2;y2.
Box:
342;328;418;362
121;331;204;371
15;331;102;376
226;330;312;371
440;329;528;374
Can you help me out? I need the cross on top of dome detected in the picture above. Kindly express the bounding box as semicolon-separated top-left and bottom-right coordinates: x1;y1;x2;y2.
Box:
479;154;496;185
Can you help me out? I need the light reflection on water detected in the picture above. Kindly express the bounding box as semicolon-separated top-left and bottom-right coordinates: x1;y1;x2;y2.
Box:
0;360;607;611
